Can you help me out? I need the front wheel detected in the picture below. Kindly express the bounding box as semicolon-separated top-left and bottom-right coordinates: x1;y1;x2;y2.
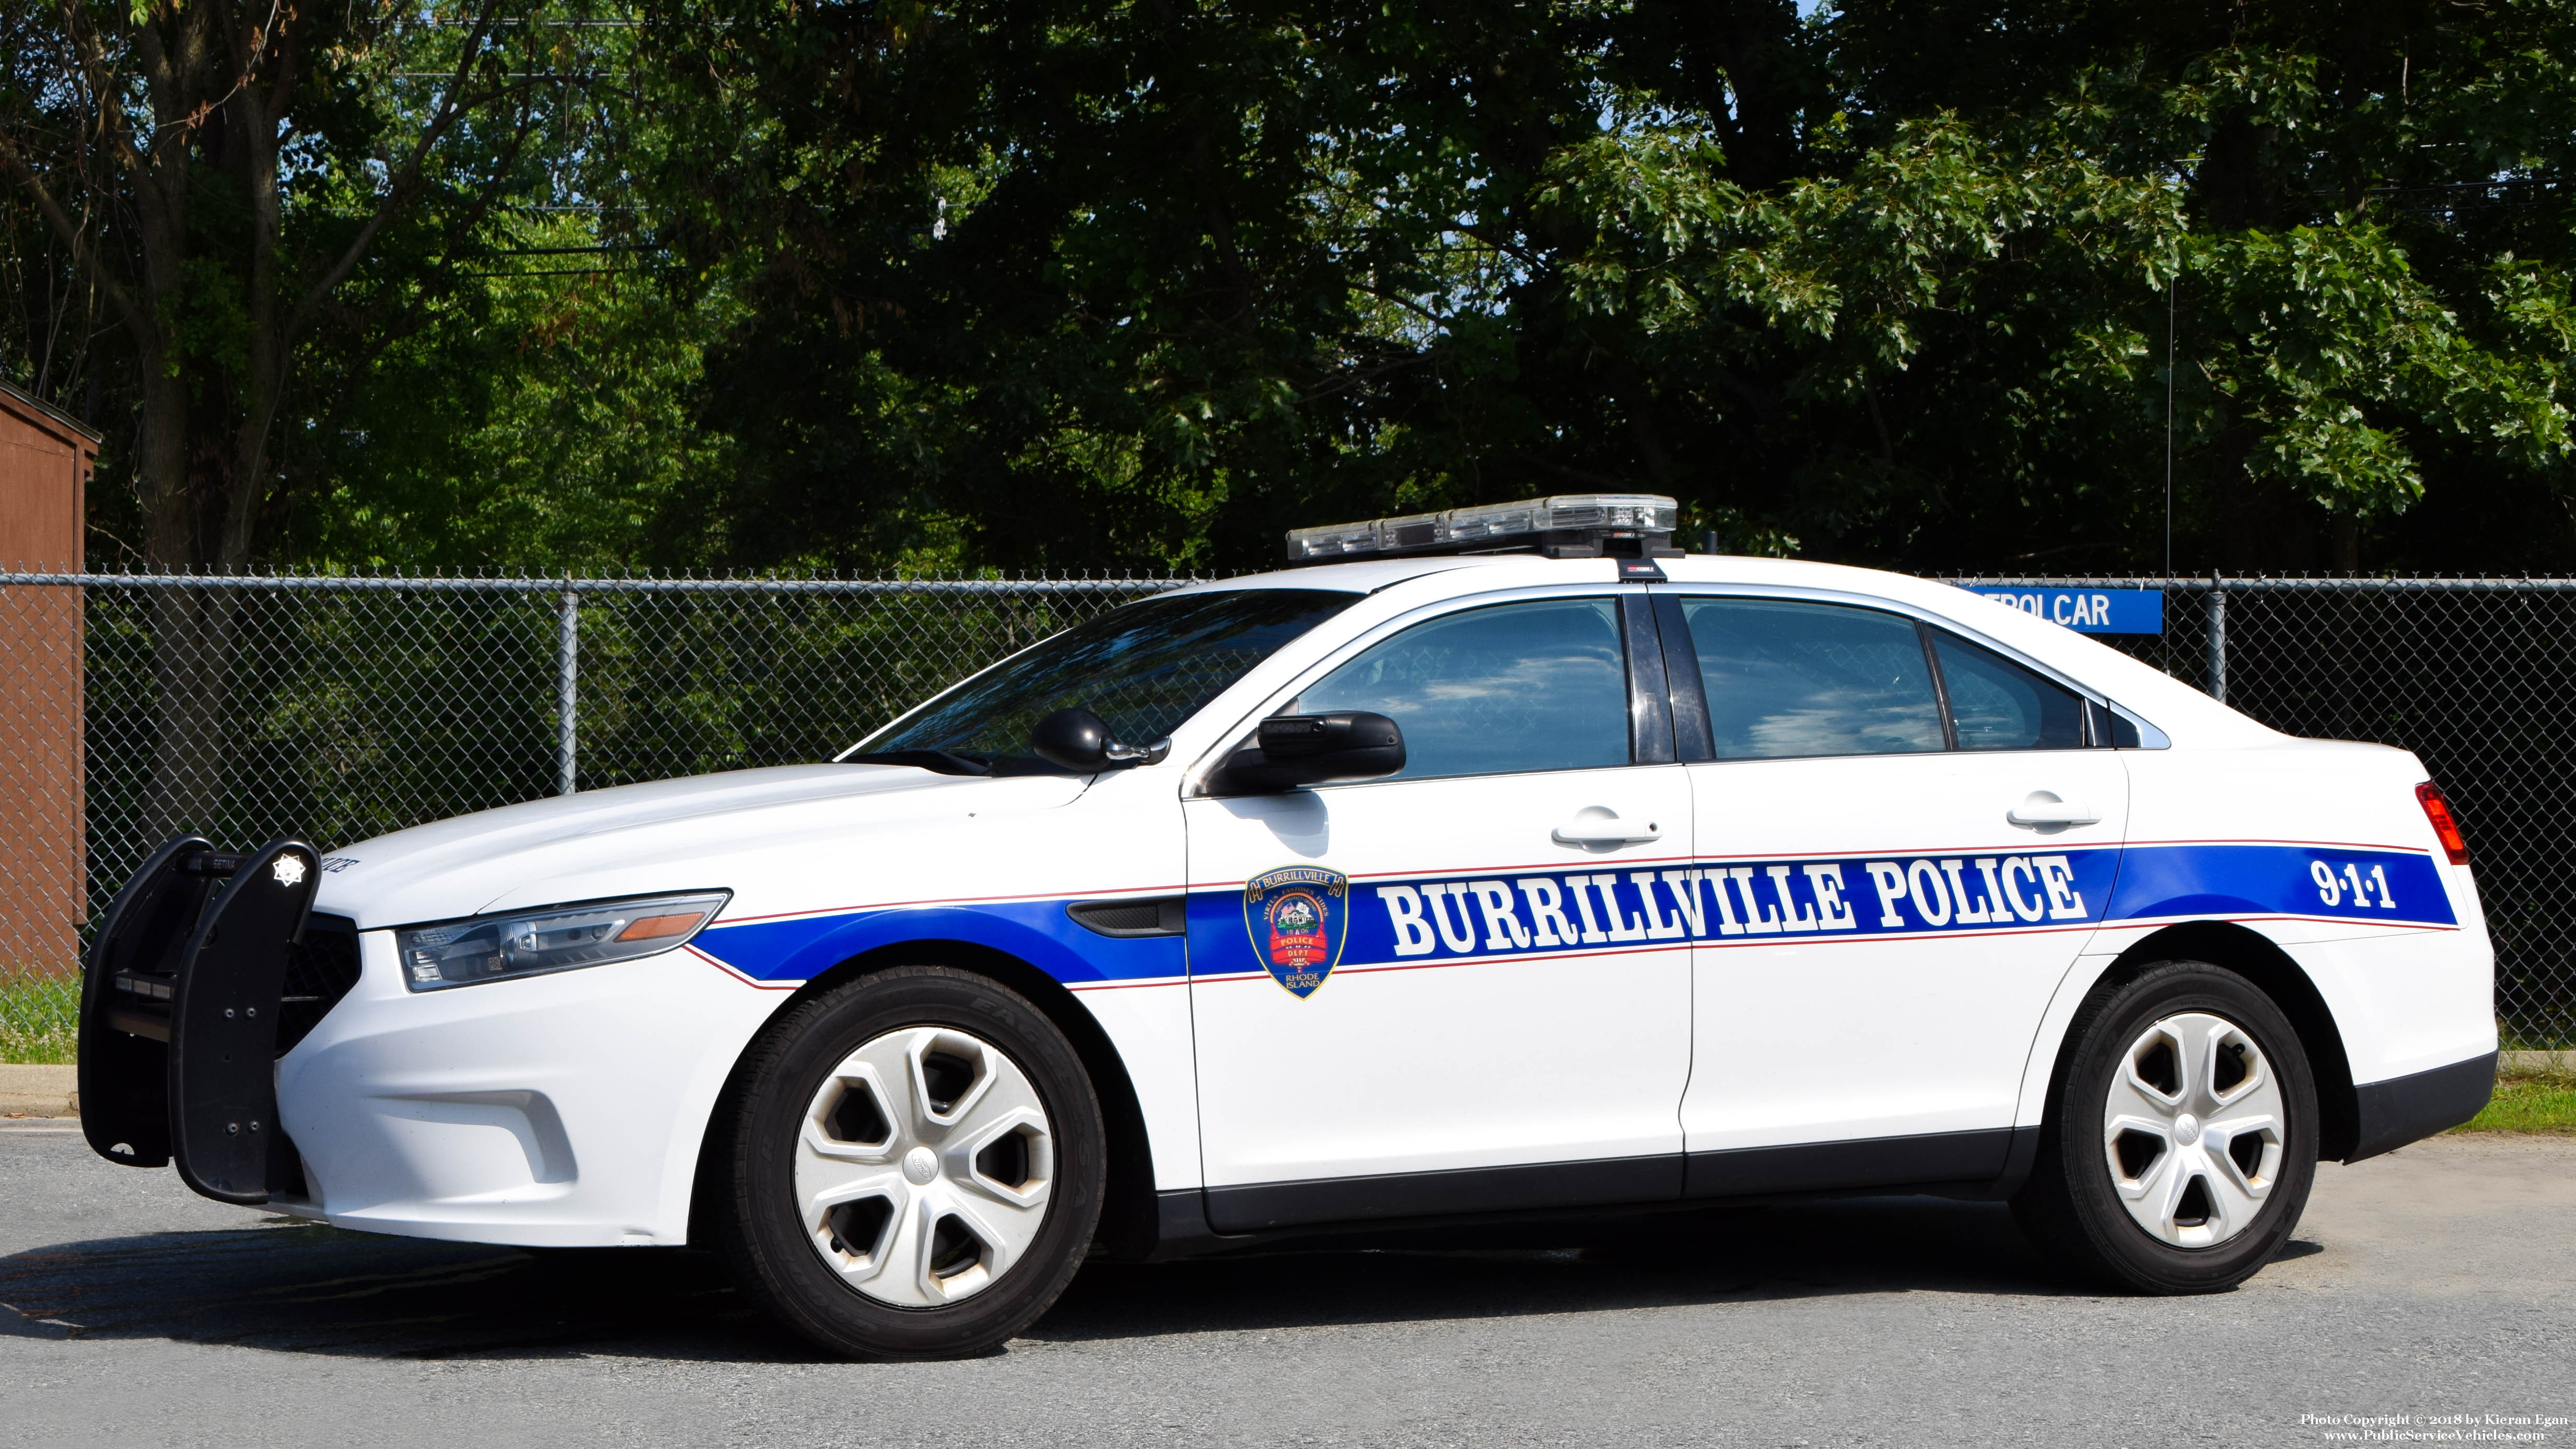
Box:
2013;961;2318;1293
706;965;1105;1358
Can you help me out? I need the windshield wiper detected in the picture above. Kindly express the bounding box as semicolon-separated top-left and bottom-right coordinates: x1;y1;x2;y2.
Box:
840;749;992;777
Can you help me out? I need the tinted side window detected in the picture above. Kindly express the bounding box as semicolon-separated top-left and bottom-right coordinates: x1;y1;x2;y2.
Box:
1291;598;1630;780
1932;633;2088;750
1678;598;1944;759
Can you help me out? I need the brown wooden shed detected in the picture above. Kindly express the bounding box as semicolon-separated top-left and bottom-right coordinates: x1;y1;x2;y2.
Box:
1;378;98;977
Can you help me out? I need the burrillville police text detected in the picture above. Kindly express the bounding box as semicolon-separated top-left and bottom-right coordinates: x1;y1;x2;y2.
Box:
1374;853;2090;957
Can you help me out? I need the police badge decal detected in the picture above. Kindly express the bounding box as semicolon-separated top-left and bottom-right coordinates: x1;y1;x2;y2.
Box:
1242;865;1349;998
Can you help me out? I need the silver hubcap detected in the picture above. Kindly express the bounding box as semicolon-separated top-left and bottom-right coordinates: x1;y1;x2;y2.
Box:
796;1026;1055;1306
2102;1011;2286;1248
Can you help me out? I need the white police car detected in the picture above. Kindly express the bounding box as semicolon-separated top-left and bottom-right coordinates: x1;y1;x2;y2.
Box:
77;496;2497;1359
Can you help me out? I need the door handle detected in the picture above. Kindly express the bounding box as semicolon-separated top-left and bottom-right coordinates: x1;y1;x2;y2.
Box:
2008;791;2101;827
1553;807;1661;846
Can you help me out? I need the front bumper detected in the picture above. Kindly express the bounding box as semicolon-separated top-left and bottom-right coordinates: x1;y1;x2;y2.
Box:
270;929;788;1246
81;836;793;1246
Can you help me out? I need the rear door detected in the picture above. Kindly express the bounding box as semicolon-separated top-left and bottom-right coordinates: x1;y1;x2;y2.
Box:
1183;587;1696;1232
1659;593;2129;1195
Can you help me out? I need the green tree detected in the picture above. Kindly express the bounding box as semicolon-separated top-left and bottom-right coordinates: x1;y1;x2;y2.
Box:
1;0;596;570
2;0;644;829
637;0;2576;574
281;231;744;571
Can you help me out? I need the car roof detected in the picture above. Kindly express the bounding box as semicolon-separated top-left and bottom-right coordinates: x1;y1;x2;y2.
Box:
1168;551;1978;600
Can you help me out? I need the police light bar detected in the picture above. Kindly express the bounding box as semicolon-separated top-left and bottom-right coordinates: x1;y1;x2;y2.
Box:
1286;494;1682;563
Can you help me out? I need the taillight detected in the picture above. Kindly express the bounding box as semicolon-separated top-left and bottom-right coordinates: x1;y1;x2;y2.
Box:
2416;782;2470;865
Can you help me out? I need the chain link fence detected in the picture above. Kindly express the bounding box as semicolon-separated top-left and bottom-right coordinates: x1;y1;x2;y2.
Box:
1960;576;2576;1052
3;570;2569;1062
0;573;1182;1063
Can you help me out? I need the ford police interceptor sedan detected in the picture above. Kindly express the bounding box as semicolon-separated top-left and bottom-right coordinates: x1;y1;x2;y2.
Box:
77;495;2497;1359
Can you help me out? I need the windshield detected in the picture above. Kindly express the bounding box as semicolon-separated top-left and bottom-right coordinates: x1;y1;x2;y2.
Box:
848;588;1359;774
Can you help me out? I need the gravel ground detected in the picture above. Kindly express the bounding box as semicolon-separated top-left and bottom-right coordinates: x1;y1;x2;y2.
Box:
3;1125;2570;1448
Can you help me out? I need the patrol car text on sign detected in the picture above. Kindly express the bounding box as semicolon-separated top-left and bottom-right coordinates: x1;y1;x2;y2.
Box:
1959;585;2164;635
78;495;2495;1359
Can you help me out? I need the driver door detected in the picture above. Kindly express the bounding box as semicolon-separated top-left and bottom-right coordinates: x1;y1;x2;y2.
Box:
1184;589;1695;1233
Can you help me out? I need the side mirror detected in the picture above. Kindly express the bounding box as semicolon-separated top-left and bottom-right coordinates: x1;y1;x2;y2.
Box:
1210;711;1405;793
1031;707;1169;773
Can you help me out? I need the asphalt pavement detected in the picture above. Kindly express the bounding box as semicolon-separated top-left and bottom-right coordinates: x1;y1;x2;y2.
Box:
3;1123;2570;1448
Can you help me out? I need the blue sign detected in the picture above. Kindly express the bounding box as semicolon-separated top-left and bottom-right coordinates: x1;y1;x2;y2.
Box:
1961;586;2163;635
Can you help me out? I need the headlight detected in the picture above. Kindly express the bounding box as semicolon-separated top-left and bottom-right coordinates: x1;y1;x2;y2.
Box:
395;891;731;991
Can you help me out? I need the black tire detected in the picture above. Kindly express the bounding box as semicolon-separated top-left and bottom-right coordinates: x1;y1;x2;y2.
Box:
704;965;1105;1358
2013;960;2318;1294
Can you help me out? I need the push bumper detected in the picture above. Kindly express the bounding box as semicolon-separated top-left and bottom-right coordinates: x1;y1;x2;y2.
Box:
77;835;323;1204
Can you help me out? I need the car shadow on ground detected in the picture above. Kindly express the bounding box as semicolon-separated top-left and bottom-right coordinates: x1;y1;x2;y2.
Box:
0;1197;2321;1363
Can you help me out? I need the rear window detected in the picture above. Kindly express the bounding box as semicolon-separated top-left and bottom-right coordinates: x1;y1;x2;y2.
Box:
1676;597;1946;759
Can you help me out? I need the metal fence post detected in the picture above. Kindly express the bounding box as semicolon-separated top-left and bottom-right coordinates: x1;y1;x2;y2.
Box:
2205;572;2227;703
556;585;580;796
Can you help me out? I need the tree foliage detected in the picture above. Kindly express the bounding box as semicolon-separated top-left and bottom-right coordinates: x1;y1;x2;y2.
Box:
637;0;2576;574
1;0;666;570
9;0;2576;576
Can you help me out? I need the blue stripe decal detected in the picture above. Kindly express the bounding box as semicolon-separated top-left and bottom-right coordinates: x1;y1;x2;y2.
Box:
2106;843;2453;927
693;899;1185;985
689;842;2453;985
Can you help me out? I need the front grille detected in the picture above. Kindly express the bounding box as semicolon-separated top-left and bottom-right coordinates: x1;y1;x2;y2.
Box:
278;914;363;1055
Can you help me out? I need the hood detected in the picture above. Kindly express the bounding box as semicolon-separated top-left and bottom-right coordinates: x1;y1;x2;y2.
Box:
309;764;1088;929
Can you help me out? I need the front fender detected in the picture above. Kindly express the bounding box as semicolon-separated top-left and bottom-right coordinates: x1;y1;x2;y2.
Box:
691;901;1184;987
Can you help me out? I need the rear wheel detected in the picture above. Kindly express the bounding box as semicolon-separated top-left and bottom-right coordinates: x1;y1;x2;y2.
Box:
707;965;1104;1358
2013;961;2317;1293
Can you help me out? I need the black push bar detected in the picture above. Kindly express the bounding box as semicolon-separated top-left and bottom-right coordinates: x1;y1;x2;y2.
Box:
77;835;322;1205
